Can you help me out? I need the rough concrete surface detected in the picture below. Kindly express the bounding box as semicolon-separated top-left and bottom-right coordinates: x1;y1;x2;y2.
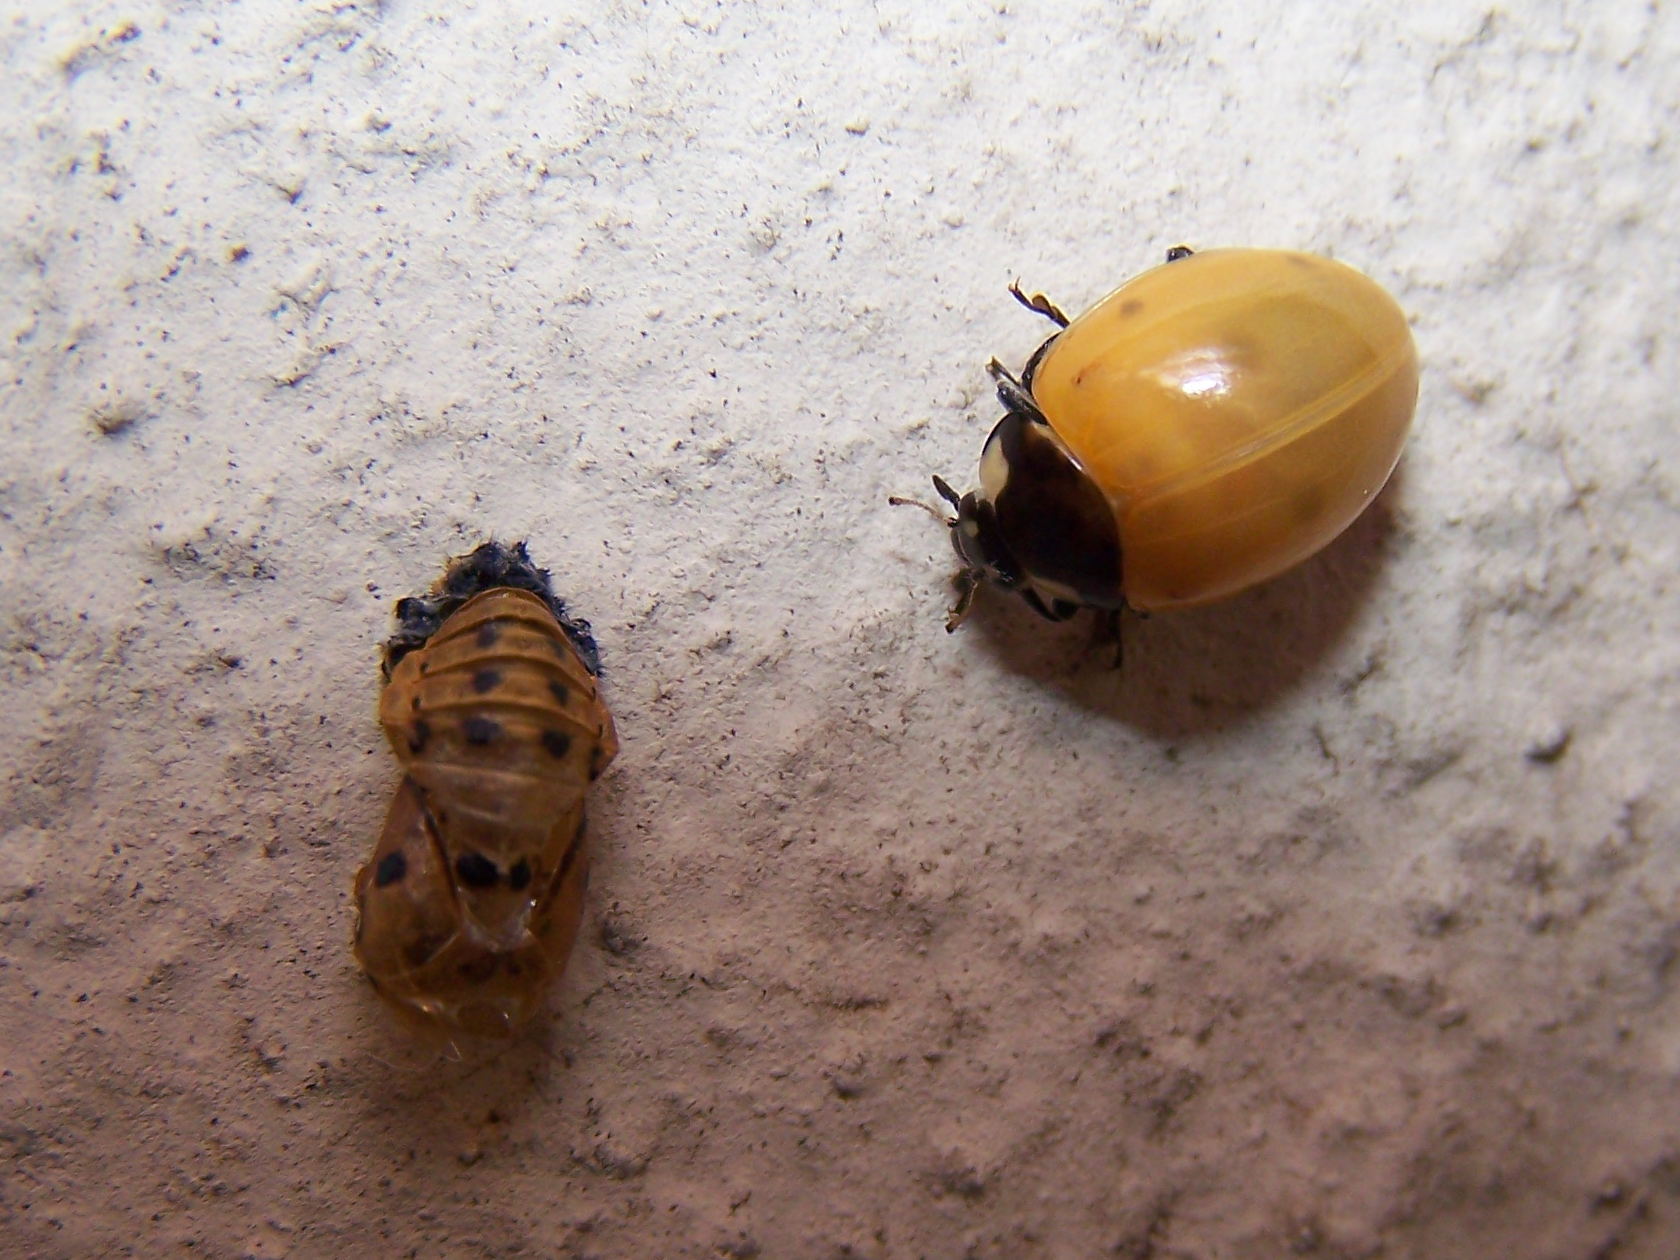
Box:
3;2;1679;1256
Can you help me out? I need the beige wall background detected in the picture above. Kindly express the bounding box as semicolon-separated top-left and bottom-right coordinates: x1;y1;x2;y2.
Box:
4;1;1678;1255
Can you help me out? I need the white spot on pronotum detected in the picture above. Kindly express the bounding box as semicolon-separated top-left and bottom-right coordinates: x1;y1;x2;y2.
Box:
979;438;1010;500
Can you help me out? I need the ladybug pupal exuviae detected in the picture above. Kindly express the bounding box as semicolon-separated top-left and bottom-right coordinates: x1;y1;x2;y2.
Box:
906;246;1419;631
352;541;618;1034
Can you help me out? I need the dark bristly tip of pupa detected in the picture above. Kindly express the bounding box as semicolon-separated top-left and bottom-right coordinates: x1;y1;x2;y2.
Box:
381;540;605;677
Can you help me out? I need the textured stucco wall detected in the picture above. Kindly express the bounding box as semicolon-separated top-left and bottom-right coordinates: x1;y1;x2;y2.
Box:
3;2;1678;1256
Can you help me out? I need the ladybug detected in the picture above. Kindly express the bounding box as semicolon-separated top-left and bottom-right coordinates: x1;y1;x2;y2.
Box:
910;246;1418;629
352;541;619;1034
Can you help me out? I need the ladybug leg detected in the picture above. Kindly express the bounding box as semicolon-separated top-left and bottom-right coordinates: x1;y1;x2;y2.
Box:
1005;284;1069;391
1095;608;1126;669
1008;281;1071;328
1020;334;1059;392
946;569;980;632
1019;589;1078;623
986;359;1049;424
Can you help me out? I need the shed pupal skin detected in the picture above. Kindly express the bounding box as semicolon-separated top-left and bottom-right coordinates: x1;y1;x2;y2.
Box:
352;542;617;1036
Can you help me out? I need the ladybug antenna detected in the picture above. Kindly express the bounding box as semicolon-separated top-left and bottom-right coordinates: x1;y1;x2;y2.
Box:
888;474;962;525
887;495;951;524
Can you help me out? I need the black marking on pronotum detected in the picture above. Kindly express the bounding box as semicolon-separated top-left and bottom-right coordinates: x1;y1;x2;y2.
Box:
472;667;502;694
508;857;533;891
980;411;1125;611
374;850;408;887
454;852;499;889
541;730;572;759
462;715;502;745
381;541;604;678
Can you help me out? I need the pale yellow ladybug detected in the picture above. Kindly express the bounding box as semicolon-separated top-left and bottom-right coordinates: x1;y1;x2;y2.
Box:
926;247;1418;625
352;542;618;1035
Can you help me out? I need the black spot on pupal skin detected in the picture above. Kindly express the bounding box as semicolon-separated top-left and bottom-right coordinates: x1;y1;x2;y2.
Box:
472;667;502;694
509;857;532;891
589;744;605;781
408;719;432;754
455;852;499;889
548;680;569;707
476;621;499;648
541;730;572;759
374;850;408;887
462;715;501;745
457;954;499;983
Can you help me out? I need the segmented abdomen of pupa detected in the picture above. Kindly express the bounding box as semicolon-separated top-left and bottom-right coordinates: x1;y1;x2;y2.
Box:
383;587;614;931
353;545;617;1034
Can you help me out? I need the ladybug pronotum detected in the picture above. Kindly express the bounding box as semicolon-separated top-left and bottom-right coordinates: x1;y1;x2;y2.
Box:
352;541;618;1034
922;246;1419;627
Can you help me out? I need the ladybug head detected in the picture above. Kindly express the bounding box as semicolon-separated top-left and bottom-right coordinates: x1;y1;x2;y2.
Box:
945;481;1021;593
